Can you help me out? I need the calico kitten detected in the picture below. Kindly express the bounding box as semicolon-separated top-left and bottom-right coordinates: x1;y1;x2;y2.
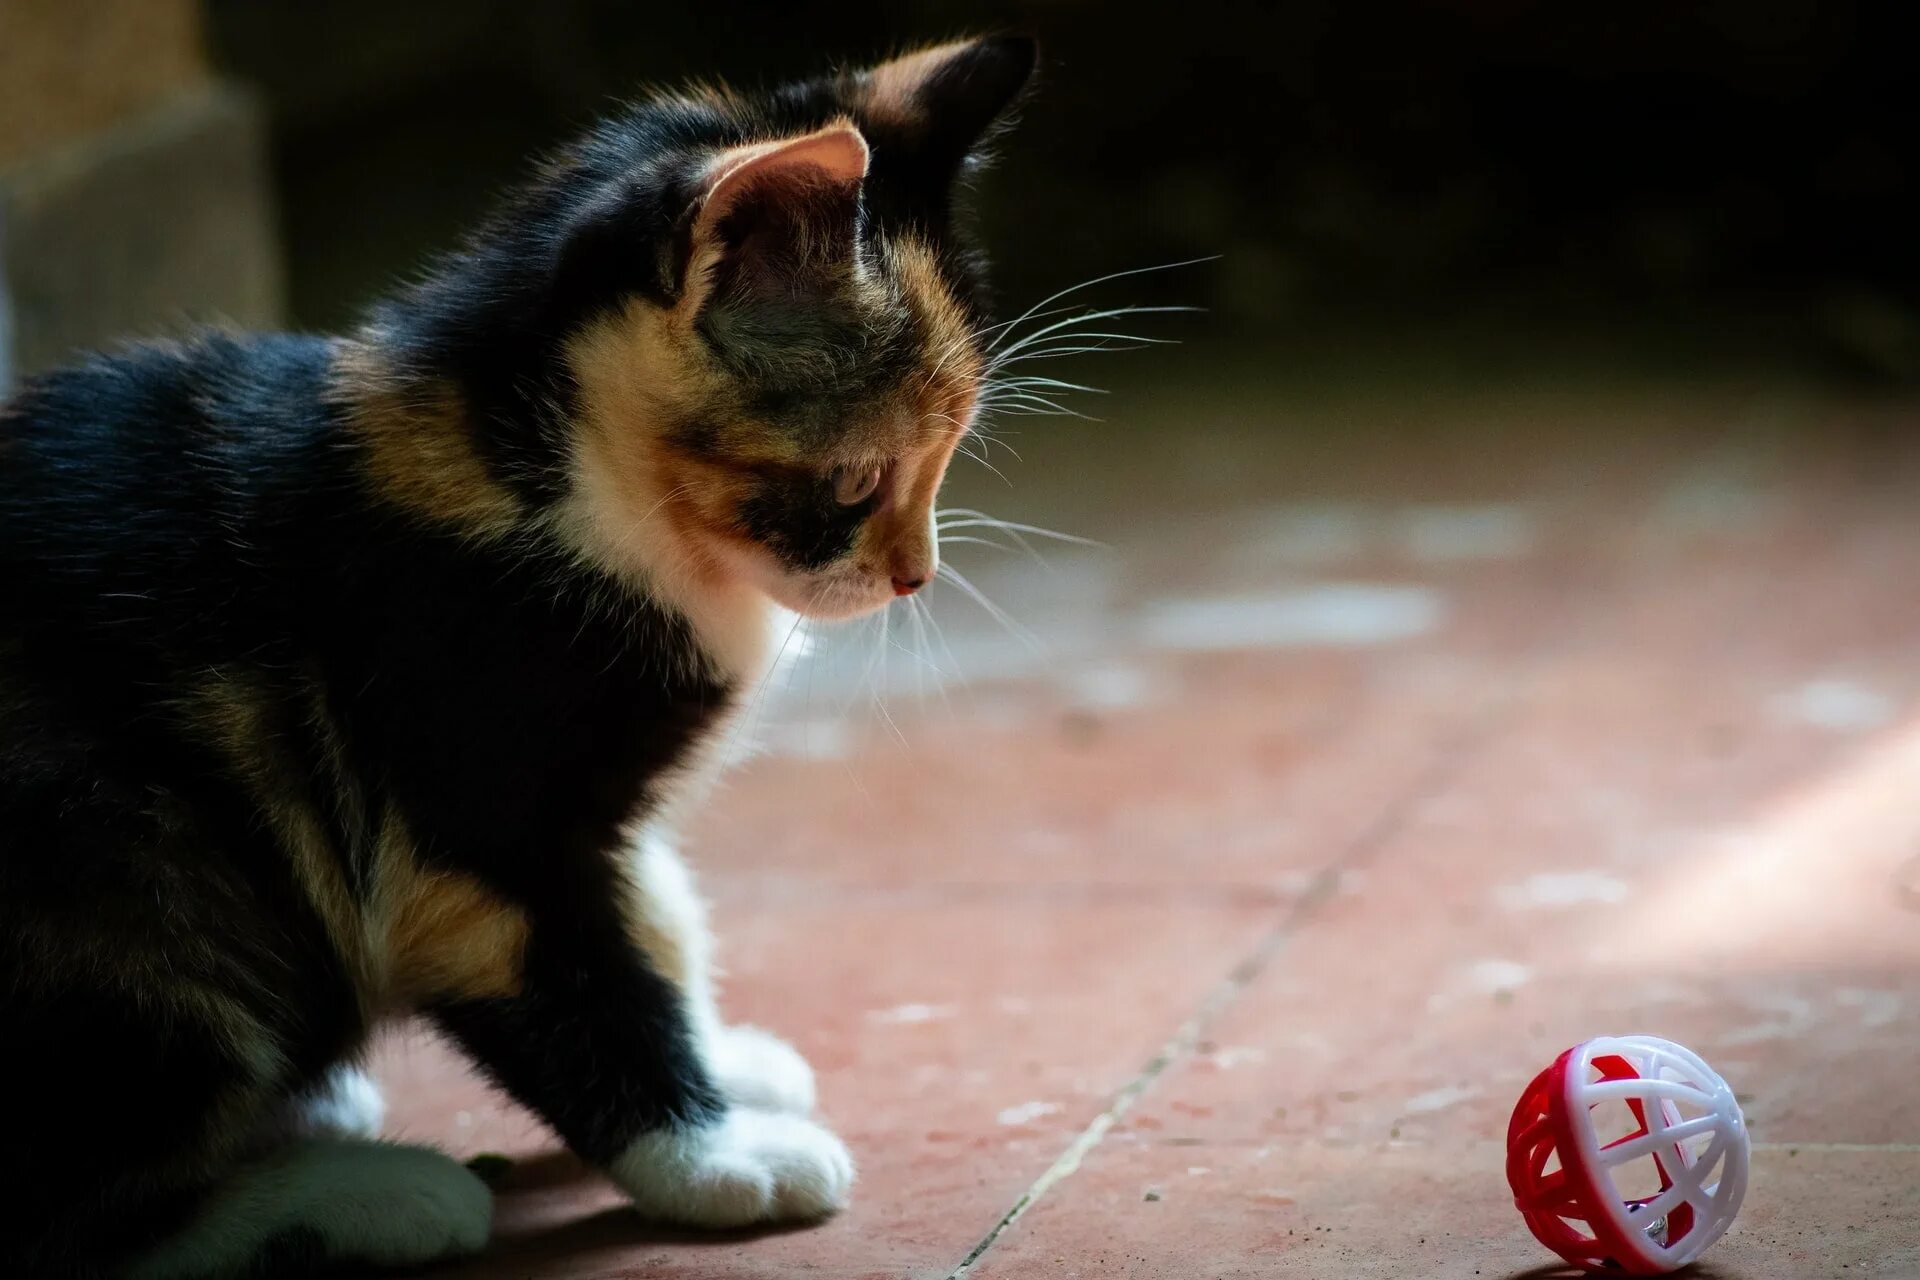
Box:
0;35;1035;1279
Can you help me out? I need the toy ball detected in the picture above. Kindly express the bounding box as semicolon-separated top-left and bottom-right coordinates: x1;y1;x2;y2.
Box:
1506;1034;1749;1274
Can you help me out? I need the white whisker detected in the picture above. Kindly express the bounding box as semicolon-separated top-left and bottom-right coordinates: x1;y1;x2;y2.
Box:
936;564;1041;652
936;509;1109;550
911;593;968;698
992;305;1204;363
937;534;1017;552
983;257;1219;355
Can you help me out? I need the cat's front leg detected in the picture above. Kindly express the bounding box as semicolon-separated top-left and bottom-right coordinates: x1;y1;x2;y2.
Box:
428;901;853;1229
627;830;818;1116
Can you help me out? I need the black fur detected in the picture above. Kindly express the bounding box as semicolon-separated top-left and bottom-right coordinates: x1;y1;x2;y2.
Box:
739;467;878;572
0;36;1035;1279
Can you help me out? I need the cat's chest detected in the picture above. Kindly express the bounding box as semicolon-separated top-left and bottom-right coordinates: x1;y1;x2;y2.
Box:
334;541;746;867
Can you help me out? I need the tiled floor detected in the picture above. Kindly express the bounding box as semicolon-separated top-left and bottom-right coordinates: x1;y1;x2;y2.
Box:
378;349;1920;1278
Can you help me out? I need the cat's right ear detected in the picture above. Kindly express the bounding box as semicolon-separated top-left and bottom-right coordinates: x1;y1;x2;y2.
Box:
857;35;1039;173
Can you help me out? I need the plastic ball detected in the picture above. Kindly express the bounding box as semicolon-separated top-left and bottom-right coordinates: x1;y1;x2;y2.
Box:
1506;1034;1749;1274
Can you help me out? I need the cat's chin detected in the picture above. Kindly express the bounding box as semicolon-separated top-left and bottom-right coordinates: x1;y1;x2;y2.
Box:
767;573;896;622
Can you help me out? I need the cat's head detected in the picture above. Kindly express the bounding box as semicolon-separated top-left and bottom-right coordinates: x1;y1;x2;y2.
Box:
373;37;1037;625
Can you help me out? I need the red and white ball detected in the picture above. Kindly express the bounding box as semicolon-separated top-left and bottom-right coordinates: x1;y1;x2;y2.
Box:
1506;1034;1749;1274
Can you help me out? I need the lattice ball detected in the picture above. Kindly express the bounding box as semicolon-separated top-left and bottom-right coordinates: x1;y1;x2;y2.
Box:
1506;1034;1750;1274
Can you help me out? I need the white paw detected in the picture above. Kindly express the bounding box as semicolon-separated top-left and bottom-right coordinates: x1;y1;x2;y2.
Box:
708;1024;817;1116
609;1111;854;1228
290;1064;386;1138
129;1139;492;1279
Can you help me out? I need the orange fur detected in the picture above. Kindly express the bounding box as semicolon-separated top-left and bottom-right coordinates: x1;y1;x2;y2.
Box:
331;338;523;538
863;41;977;134
183;678;377;1012
381;850;530;1006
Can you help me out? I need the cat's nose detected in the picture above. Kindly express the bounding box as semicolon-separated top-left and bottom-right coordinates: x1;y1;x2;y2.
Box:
890;515;937;596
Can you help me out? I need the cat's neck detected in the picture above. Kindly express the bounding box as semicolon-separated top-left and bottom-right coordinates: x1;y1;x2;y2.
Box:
332;333;785;690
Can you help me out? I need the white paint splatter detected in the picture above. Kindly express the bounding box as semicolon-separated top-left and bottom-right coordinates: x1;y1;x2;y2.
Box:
1402;1085;1483;1114
868;1003;955;1025
997;1100;1062;1126
1775;679;1894;732
1205;1047;1266;1070
1836;987;1903;1029
1468;959;1532;989
1186;1167;1212;1177
1496;871;1631;910
1399;505;1534;562
1138;584;1443;652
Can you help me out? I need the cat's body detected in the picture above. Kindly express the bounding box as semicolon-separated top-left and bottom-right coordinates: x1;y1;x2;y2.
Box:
0;37;1035;1278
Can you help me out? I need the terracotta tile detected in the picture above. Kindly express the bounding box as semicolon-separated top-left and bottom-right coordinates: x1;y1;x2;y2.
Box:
365;387;1920;1277
966;1141;1920;1279
376;898;1281;1279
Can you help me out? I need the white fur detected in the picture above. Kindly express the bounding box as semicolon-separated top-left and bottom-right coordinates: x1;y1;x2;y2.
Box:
127;1139;491;1279
288;1064;386;1139
626;832;818;1116
551;309;787;689
609;1111;853;1228
631;828;721;1026
708;1024;818;1115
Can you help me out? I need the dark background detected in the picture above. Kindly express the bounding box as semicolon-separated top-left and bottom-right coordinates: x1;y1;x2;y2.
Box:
206;0;1919;382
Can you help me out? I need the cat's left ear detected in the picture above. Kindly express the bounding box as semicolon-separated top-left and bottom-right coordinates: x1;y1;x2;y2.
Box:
858;34;1039;173
680;120;871;312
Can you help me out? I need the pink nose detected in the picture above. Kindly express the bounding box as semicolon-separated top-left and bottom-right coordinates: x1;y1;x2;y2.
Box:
892;575;927;597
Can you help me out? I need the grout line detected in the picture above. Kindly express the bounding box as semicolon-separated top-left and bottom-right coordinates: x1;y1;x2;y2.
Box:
942;872;1338;1279
944;703;1513;1278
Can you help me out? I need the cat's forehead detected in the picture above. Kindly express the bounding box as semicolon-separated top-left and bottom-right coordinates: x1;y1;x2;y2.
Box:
693;233;980;463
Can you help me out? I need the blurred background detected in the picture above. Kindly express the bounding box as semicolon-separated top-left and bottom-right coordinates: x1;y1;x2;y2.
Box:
5;7;1918;1274
3;0;1917;386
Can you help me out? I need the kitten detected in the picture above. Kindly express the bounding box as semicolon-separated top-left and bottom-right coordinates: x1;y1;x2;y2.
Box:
0;35;1035;1279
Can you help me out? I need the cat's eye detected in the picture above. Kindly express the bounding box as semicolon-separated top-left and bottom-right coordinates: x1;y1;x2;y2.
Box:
832;465;882;506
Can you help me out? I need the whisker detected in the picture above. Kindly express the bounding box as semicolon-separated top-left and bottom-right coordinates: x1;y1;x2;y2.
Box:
993;305;1205;363
983;257;1219;355
912;592;969;698
978;392;1093;421
936;564;1042;652
985;376;1110;395
952;439;1013;485
937;534;1017;552
868;606;908;751
989;335;1183;368
717;596;814;766
973;433;1026;461
935;514;1108;550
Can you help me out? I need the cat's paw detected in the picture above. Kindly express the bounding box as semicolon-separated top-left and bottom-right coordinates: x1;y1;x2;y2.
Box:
129;1139;492;1279
609;1111;854;1228
289;1064;386;1138
707;1024;817;1116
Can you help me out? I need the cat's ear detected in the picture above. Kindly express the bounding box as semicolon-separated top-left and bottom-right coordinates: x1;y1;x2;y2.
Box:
680;120;870;312
859;35;1038;170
